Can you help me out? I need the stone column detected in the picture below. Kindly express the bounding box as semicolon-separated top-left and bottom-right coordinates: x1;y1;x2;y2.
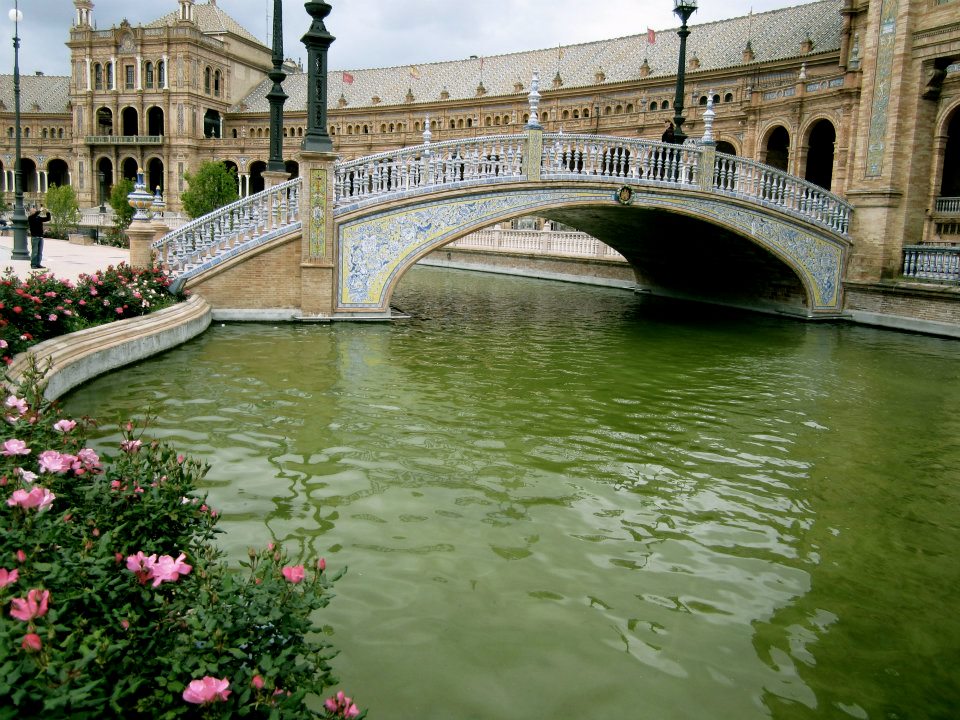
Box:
299;151;337;317
262;169;290;190
127;219;154;269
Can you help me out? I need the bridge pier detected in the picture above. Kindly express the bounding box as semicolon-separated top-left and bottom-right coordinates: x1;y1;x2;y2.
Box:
299;149;338;317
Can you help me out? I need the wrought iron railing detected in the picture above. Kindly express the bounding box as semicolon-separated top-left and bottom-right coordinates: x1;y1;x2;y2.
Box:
902;245;960;283
152;178;300;278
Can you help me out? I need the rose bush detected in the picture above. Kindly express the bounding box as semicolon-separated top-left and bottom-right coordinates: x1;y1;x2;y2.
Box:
0;264;186;364
0;364;364;719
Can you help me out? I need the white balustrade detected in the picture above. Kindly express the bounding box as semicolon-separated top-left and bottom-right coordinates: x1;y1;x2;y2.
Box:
712;153;851;234
152;178;301;276
902;245;960;283
335;134;525;205
935;197;960;215
448;228;627;261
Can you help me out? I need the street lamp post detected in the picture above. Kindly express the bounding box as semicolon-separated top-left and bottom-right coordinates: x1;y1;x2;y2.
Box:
671;0;698;144
301;1;335;153
266;0;287;172
98;171;106;213
9;1;28;260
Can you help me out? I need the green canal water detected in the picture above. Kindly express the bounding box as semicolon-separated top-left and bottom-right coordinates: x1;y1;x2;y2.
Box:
63;267;960;719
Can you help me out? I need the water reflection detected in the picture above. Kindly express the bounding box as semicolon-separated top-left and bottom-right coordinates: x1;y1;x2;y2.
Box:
63;267;960;719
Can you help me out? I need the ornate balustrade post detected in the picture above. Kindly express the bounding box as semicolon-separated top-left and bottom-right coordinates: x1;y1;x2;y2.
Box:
299;0;338;317
126;168;156;269
698;93;717;192
524;72;543;182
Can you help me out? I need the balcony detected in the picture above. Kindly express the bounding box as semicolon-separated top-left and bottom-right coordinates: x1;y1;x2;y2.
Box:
85;135;163;146
935;196;960;215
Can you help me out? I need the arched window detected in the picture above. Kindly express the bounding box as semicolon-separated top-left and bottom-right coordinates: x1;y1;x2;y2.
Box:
583;108;591;118
42;129;48;139
626;104;634;113
158;61;166;88
466;118;473;128
145;62;154;89
765;126;791;172
106;63;114;90
204;67;211;94
23;128;29;138
662;100;670;110
5;128;11;138
381;123;387;133
58;128;64;139
363;125;369;134
713;94;721;105
649;101;658;111
615;105;623;114
724;92;734;103
699;96;708;106
562;110;570;120
94;63;103;90
214;70;222;97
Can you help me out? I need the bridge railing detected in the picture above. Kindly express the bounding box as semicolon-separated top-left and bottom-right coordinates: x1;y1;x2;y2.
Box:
712;154;852;235
334;134;526;206
902;245;960;283
152;177;301;275
541;133;702;187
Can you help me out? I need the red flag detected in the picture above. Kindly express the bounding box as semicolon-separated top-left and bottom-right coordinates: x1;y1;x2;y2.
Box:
342;71;354;84
647;28;656;44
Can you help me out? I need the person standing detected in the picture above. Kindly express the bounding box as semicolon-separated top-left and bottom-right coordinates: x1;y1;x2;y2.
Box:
661;120;675;144
27;204;51;270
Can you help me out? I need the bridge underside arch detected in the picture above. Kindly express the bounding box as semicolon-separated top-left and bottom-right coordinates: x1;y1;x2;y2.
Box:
336;185;848;317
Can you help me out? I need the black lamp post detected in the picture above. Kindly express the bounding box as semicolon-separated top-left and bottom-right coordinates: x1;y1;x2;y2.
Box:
671;0;698;144
9;1;28;260
98;171;106;213
266;0;287;172
301;1;334;153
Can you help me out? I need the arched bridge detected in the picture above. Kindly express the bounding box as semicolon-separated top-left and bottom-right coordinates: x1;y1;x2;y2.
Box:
153;132;853;318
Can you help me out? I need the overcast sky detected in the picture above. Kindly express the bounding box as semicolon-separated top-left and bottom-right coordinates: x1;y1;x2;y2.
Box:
0;0;817;77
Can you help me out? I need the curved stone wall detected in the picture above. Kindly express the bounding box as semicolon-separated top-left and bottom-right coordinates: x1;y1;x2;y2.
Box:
6;296;212;401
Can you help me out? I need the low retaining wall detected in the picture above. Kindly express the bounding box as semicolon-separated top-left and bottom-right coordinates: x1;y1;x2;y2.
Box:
6;295;212;401
843;280;960;339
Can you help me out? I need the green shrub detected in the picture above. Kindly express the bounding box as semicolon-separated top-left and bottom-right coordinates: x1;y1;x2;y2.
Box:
0;365;363;718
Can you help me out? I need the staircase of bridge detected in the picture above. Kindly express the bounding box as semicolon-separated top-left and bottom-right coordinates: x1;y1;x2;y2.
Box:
153;132;853;313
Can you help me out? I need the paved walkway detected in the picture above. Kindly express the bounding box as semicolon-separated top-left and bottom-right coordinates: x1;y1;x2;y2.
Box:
0;234;129;283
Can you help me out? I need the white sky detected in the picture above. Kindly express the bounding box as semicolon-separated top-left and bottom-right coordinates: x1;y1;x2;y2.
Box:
0;0;817;77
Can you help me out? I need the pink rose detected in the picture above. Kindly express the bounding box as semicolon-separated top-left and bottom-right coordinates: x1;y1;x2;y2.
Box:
76;448;101;470
148;553;192;587
120;439;142;453
317;557;326;571
1;439;30;456
17;468;37;483
7;487;56;511
182;676;231;704
4;395;27;415
251;675;265;690
324;691;360;718
10;589;51;622
21;633;42;652
0;567;18;588
37;450;73;474
281;565;305;583
53;419;77;433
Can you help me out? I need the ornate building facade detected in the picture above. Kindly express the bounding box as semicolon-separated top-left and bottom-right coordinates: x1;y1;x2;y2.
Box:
0;0;958;286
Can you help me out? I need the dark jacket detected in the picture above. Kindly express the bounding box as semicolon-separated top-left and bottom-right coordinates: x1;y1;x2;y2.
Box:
27;209;50;237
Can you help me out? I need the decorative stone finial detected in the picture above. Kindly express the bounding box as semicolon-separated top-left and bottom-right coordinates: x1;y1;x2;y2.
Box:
799;62;807;80
422;115;432;146
640;58;650;78
701;92;716;145
526;71;542;129
128;169;154;221
151;186;166;217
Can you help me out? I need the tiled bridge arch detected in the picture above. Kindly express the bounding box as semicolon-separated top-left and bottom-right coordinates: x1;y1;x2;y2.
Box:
154;131;852;318
336;183;847;315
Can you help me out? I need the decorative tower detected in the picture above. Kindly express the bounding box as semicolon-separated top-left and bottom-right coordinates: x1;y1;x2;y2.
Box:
74;0;93;28
178;0;194;23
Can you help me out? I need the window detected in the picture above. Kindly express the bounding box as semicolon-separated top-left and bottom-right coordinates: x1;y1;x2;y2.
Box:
650;101;658;111
214;70;222;97
125;65;135;90
94;64;103;90
724;92;734;103
662;100;670;110
145;62;154;89
106;63;114;90
158;61;166;88
204;67;211;94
